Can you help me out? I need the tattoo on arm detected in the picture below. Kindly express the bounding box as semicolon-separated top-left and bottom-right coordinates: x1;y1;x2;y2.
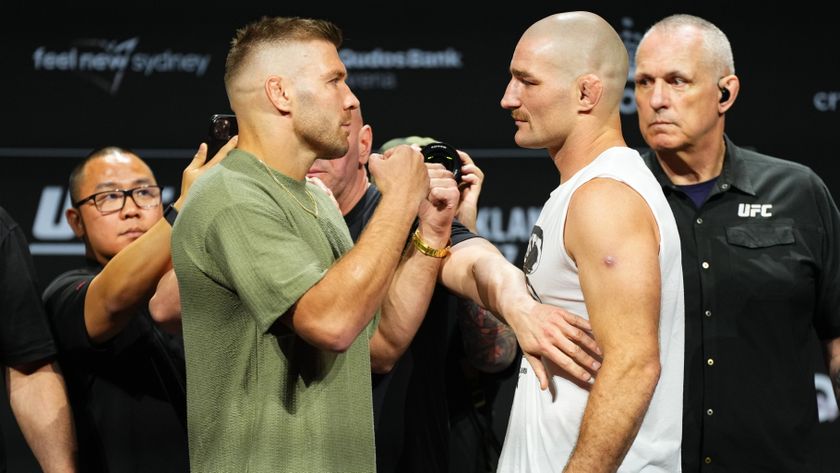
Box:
457;299;518;373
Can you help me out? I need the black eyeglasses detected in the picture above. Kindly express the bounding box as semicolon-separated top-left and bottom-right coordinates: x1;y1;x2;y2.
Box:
74;185;162;213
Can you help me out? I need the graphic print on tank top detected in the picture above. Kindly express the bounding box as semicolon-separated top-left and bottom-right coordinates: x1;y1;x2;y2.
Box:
522;225;543;303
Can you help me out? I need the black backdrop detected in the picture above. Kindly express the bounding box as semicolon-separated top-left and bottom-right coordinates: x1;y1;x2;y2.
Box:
1;3;838;471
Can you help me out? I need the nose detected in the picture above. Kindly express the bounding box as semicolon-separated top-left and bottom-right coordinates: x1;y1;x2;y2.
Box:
500;79;520;110
649;79;669;110
344;83;360;111
120;194;143;219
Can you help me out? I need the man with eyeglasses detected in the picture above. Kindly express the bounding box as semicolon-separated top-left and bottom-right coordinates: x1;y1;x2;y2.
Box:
42;142;235;473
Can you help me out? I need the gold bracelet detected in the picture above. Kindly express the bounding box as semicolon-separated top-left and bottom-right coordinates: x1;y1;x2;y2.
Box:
412;229;451;258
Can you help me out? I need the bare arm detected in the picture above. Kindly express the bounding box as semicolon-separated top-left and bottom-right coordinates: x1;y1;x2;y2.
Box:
368;238;442;372
7;361;76;473
286;146;430;352
562;179;662;473
446;150;518;372
148;268;182;334
825;337;840;409
369;164;459;372
457;299;518;373
440;237;602;385
85;138;237;343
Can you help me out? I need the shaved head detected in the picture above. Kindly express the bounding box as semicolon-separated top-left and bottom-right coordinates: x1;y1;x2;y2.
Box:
69;147;152;202
502;11;630;154
522;12;628;111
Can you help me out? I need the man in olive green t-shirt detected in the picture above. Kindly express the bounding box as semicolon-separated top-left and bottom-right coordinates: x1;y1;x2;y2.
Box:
171;17;458;472
173;148;377;471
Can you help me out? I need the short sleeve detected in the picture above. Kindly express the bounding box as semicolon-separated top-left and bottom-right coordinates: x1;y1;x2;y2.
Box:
205;200;328;334
42;269;99;354
450;219;479;246
0;213;56;365
812;174;840;340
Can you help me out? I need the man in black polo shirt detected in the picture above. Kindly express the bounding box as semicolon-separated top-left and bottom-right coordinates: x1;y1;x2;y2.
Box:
1;206;76;473
42;140;234;472
634;14;840;472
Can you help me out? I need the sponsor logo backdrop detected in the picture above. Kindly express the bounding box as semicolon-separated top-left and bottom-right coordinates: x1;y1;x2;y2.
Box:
2;5;838;471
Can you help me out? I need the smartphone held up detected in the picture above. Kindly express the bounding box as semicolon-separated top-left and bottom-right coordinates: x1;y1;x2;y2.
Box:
206;114;238;160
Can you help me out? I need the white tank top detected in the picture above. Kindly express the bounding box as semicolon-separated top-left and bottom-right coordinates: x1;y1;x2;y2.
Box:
498;147;684;473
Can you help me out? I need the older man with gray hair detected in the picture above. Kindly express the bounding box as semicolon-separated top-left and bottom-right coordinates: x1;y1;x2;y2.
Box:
635;13;840;472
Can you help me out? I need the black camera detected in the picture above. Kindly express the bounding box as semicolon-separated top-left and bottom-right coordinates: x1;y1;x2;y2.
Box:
206;114;238;159
420;142;461;183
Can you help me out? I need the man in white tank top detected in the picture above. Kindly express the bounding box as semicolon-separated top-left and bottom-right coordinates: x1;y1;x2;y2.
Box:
496;12;685;472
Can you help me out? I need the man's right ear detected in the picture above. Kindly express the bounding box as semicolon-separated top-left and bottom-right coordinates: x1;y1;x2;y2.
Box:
66;207;86;239
265;76;292;114
358;125;373;165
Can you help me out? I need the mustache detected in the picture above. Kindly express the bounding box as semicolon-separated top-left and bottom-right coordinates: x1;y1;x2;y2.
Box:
511;112;529;121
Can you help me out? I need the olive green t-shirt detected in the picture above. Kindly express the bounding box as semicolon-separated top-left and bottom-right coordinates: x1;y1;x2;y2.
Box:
171;149;377;472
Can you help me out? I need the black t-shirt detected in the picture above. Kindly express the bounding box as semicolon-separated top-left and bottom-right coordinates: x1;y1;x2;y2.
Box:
344;184;478;473
643;136;840;473
0;207;57;473
43;263;189;473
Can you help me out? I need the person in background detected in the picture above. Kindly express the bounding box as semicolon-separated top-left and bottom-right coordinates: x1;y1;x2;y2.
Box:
1;206;76;473
42;139;235;473
635;14;840;471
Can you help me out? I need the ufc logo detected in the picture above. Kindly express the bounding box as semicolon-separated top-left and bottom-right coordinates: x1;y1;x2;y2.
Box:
737;203;773;218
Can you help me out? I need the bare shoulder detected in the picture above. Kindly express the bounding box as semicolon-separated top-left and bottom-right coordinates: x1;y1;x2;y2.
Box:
566;177;658;260
568;178;653;227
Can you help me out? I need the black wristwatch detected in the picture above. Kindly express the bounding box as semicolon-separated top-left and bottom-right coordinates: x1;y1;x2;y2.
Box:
163;203;179;226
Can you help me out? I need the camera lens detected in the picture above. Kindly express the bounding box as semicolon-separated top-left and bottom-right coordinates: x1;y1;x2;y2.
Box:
420;142;461;183
213;119;230;138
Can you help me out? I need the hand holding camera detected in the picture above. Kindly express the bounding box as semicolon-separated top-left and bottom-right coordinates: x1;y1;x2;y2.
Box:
420;142;461;183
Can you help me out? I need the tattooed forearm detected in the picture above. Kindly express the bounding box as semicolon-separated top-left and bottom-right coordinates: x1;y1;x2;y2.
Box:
457;299;518;373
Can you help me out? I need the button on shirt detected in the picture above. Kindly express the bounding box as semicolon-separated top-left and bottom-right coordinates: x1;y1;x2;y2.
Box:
642;136;840;473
